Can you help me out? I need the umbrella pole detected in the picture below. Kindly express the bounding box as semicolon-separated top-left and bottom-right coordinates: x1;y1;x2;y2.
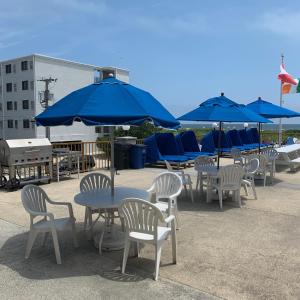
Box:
217;121;222;169
109;126;115;196
258;122;261;153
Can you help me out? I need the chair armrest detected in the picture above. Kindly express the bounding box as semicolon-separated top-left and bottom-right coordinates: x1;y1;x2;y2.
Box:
147;185;155;193
164;215;175;224
30;211;55;221
47;199;75;218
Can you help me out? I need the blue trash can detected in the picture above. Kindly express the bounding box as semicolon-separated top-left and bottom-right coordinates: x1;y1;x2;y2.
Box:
130;145;146;169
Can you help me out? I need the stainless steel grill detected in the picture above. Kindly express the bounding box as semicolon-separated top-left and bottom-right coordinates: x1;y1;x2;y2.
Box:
0;139;53;189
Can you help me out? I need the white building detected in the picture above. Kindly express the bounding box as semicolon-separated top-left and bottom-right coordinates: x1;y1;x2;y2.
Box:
0;54;129;142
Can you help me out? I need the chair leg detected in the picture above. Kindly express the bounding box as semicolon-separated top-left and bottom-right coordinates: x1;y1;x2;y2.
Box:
189;183;194;203
196;173;200;191
171;222;177;264
174;203;180;230
243;184;248;196
25;230;38;259
121;238;131;274
252;179;257;200
263;173;266;187
218;189;223;210
154;242;163;281
71;219;79;248
51;229;62;264
237;189;241;207
83;207;89;231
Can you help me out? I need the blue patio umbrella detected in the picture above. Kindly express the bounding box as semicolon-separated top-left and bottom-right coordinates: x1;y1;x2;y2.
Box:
246;97;300;119
177;93;271;167
247;97;300;149
35;76;180;193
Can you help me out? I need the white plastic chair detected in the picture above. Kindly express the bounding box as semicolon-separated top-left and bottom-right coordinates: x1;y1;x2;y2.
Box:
231;148;244;165
207;164;244;209
119;198;176;281
194;156;215;194
261;148;278;179
246;154;269;186
165;160;194;202
21;184;78;264
147;172;182;228
242;158;259;199
80;172;111;232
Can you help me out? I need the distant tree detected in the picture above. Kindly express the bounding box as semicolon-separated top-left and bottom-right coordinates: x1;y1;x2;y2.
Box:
114;123;162;139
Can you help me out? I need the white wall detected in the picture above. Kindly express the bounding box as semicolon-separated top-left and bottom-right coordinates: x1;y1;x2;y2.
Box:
34;56;99;142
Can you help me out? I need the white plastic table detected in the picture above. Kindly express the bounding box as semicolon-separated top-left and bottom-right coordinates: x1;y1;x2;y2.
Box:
74;187;150;252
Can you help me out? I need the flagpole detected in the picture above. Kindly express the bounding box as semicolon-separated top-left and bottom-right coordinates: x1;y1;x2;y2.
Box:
278;53;284;146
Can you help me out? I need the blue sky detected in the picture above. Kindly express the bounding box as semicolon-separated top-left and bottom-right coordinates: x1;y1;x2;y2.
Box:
2;0;300;123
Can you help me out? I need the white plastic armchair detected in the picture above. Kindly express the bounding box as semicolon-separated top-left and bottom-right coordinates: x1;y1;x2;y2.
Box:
119;198;176;281
194;156;216;194
147;172;183;228
80;172;111;231
21;184;78;264
208;164;244;209
242;158;259;199
231;148;244;165
246;154;269;186
165;160;194;202
261;148;279;178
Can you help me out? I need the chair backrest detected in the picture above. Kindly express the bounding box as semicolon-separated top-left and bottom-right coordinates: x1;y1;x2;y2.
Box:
261;148;278;161
244;158;259;174
151;172;182;199
119;198;165;238
80;172;111;192
194;155;215;171
218;164;244;188
164;160;173;172
21;184;48;215
246;154;267;171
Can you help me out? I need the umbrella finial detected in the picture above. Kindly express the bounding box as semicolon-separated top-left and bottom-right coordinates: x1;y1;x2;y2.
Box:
221;92;224;96
258;96;262;100
108;73;114;77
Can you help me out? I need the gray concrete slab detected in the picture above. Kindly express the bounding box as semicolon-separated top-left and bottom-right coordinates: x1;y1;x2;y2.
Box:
0;157;299;299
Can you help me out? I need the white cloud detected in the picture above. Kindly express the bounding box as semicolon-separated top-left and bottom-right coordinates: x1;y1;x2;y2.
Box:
258;9;300;37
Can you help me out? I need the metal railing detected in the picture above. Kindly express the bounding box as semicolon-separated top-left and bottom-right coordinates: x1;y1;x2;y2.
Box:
52;139;144;172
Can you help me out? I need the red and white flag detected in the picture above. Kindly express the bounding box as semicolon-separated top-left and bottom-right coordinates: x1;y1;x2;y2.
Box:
278;64;297;85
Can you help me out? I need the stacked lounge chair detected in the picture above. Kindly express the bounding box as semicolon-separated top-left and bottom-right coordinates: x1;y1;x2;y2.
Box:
144;133;190;166
226;129;255;151
176;131;216;158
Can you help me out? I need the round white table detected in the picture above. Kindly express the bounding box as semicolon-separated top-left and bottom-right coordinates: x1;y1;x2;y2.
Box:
74;187;150;252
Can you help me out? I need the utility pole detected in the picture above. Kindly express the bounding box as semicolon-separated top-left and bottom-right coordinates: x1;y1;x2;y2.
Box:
38;77;57;140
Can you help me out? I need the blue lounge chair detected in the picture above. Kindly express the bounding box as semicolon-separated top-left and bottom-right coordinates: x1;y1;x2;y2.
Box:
238;129;258;150
176;131;215;158
211;130;232;153
247;128;269;148
144;134;190;165
226;129;253;151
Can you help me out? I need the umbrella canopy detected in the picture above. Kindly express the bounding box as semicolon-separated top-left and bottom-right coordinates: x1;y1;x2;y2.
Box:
35;76;179;195
178;94;271;123
246;97;300;119
177;93;271;167
35;77;179;129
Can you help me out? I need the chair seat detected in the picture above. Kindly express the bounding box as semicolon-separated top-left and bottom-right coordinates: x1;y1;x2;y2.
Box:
153;202;169;213
129;226;171;242
33;217;74;232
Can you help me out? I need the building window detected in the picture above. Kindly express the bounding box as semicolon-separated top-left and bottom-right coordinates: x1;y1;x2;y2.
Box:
7;101;13;110
0;103;2;111
21;61;28;71
7;120;13;128
30;80;34;90
22;100;29;109
15;120;18;129
6;83;12;92
13;83;17;92
0;121;3;129
0;85;2;93
23;119;30;129
5;64;11;74
22;80;28;90
14;101;17;110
